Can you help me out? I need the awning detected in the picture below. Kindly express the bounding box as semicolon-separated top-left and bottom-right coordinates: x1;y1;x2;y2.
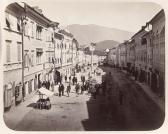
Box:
37;87;54;97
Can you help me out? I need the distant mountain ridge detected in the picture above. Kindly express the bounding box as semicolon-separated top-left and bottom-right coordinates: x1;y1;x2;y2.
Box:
95;40;119;51
67;24;134;45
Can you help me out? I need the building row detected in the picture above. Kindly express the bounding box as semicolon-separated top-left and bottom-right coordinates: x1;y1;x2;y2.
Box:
106;9;165;97
2;2;85;110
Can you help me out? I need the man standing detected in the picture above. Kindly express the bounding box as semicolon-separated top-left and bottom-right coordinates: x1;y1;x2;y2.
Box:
61;83;65;96
81;84;85;94
66;83;71;97
75;83;80;96
58;83;62;97
81;75;85;85
69;75;71;83
72;76;75;85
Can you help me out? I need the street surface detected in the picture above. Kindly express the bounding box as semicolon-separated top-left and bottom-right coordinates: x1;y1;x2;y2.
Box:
4;66;164;131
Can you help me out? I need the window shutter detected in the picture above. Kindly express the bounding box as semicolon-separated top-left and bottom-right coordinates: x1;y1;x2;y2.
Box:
17;43;21;61
6;42;11;63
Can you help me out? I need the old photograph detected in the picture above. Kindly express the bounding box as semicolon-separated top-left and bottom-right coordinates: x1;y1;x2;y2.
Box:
1;0;165;131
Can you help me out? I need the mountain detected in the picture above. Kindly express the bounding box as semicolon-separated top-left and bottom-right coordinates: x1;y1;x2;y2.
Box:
95;40;119;51
67;24;134;45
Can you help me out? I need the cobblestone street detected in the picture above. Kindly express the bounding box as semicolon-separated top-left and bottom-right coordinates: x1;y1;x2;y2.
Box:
4;66;164;131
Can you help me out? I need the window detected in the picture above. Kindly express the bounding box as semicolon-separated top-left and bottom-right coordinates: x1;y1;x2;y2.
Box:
141;38;147;45
5;13;11;29
5;12;15;30
36;25;43;39
31;22;34;37
36;49;43;64
17;19;21;32
17;42;22;62
24;22;29;36
24;53;29;67
31;52;34;66
6;41;11;63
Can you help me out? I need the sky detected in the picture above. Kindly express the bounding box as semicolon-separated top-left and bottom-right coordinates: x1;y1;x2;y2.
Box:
25;0;162;33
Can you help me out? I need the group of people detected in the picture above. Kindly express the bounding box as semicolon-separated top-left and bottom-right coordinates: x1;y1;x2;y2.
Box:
126;66;163;97
56;73;90;97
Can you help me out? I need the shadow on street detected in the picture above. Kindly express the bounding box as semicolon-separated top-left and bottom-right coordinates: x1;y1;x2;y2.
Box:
81;66;165;131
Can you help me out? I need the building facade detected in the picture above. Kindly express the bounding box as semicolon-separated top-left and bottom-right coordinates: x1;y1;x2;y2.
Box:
114;9;165;97
2;2;79;110
22;4;58;97
107;47;117;67
3;3;24;108
117;43;127;69
149;9;165;96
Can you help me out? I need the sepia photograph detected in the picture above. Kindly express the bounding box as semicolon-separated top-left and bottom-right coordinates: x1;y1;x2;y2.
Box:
0;0;165;131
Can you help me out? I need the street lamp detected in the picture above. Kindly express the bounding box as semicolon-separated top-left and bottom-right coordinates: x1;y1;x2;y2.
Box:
89;43;96;75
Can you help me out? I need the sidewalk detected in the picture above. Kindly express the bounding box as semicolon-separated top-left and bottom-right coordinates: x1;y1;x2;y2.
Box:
121;69;165;113
3;90;39;130
3;70;91;130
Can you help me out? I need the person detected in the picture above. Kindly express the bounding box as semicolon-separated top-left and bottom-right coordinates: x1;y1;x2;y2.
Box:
22;87;25;102
69;76;71;83
45;97;51;110
58;83;62;97
75;83;80;95
65;75;67;83
85;80;89;91
81;75;85;85
46;81;50;90
72;76;76;85
66;83;71;97
61;83;65;96
81;84;84;94
119;90;124;105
